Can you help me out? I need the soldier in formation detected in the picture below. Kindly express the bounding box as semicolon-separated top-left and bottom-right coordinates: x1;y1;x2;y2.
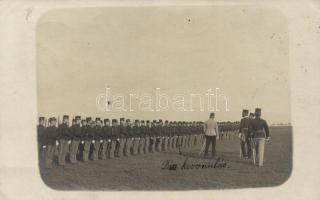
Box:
38;116;243;169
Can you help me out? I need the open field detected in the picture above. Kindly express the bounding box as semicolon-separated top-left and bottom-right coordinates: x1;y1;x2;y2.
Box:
40;126;292;190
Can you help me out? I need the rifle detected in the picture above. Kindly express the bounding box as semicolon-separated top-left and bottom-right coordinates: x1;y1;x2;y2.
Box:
44;118;47;128
58;115;61;127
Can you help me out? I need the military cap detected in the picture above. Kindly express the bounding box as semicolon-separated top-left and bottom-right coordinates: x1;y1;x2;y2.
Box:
112;119;118;123
135;119;139;123
242;109;249;114
39;117;45;122
63;115;69;119
104;119;110;123
86;117;92;121
95;117;101;121
75;115;81;120
120;118;125;121
255;108;261;115
146;120;150;123
153;120;157;123
141;120;145;123
50;117;57;122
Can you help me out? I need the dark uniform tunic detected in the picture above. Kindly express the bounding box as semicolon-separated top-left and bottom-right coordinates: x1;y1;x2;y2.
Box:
37;125;46;146
44;126;58;145
132;125;140;138
249;118;270;138
58;123;71;140
95;126;103;141
71;124;82;140
119;125;126;139
112;125;120;139
103;126;112;140
87;126;95;140
81;125;89;141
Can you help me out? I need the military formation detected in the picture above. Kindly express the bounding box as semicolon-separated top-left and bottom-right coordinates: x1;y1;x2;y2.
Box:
37;115;240;169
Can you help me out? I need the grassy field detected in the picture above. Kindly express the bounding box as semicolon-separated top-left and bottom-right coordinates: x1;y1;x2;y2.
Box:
40;126;292;190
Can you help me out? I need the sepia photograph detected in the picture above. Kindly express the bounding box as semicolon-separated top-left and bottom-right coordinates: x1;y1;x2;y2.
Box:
36;6;292;190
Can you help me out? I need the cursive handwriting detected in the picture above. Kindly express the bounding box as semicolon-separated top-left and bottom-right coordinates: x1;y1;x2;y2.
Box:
161;157;228;170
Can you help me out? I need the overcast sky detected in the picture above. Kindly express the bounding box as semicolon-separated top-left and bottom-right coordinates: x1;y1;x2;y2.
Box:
37;6;290;123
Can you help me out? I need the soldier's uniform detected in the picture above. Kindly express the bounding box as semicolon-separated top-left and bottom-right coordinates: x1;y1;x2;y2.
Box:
124;119;133;156
249;108;270;167
239;110;252;158
110;119;119;158
143;120;151;153
92;118;103;161
70;116;82;163
44;117;59;168
162;120;171;151
117;118;126;157
172;122;178;149
150;120;157;152
82;118;91;162
101;119;111;160
138;120;146;154
155;120;162;152
57;115;71;166
37;117;46;165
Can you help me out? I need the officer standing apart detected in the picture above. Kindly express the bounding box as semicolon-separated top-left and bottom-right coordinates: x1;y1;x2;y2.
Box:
203;113;219;157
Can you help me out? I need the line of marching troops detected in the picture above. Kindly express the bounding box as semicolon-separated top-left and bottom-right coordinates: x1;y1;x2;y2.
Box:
37;116;240;168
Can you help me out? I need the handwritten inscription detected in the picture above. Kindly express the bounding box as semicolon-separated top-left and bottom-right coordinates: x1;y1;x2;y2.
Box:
161;157;228;170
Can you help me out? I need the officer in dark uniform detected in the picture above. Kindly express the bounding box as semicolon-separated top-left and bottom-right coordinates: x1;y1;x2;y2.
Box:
44;117;59;168
239;109;251;159
70;116;82;163
249;108;270;167
57;115;71;166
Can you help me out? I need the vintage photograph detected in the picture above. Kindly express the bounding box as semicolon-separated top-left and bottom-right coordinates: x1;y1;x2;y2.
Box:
36;6;292;190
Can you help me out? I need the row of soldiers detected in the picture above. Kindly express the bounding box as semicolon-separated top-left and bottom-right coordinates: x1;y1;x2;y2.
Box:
218;121;240;140
38;116;206;168
37;116;240;168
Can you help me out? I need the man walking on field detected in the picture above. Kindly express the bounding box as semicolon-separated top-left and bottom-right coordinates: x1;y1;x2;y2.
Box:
249;108;270;167
203;113;219;157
